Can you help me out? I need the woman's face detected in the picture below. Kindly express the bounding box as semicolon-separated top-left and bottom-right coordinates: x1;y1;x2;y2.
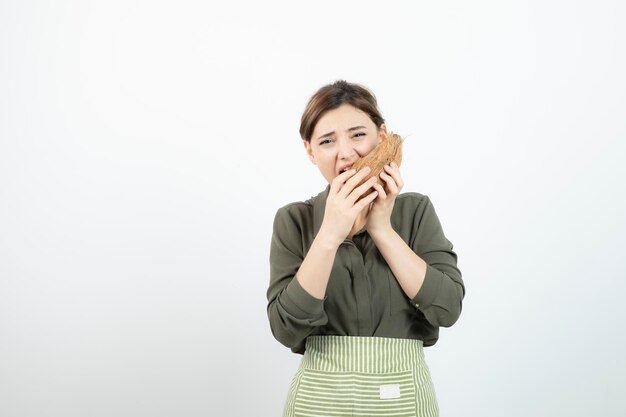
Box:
304;103;387;184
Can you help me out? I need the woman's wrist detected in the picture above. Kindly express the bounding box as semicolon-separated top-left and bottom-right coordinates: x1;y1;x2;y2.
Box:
367;222;394;239
316;225;343;250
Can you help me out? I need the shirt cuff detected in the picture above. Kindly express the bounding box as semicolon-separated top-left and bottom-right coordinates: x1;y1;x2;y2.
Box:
283;275;327;318
410;264;443;309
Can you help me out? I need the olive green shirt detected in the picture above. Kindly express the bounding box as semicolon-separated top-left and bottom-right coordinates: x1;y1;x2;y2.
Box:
267;184;465;355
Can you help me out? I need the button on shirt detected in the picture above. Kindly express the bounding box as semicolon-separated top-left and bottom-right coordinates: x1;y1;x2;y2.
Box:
267;184;465;355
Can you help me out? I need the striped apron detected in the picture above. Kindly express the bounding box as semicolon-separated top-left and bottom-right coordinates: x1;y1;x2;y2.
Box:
282;335;439;417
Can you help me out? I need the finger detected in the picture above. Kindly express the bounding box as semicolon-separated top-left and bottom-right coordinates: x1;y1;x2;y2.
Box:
348;176;378;205
385;163;403;187
339;167;372;197
380;170;397;187
372;182;387;200
380;172;398;195
330;168;357;193
355;190;378;211
383;164;400;182
382;166;401;194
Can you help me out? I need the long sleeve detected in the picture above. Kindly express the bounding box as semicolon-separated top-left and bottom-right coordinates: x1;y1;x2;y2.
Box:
408;195;465;327
266;206;328;352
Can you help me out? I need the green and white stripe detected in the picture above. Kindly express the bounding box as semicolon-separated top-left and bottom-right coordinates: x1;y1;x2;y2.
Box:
283;335;439;417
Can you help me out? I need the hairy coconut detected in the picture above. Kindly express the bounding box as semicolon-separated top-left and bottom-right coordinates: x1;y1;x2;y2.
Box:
353;131;404;201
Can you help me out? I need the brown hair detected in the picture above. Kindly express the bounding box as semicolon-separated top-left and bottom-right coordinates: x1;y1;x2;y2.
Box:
299;80;385;142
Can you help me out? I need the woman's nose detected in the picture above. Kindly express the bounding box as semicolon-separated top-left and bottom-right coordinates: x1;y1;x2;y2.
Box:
337;136;356;157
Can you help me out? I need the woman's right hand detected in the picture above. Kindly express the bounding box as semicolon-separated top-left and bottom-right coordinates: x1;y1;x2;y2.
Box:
318;166;379;247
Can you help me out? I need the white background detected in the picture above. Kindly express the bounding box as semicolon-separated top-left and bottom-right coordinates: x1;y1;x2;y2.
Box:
1;1;625;416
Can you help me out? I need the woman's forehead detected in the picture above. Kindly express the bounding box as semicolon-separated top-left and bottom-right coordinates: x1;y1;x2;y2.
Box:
313;105;373;135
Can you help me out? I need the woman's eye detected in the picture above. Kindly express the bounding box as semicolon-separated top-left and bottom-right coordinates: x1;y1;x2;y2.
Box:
320;133;363;145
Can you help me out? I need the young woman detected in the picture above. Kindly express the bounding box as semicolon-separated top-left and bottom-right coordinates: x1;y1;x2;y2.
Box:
267;80;465;417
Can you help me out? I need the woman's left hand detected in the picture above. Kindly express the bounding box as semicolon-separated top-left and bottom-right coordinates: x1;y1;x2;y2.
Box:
365;161;404;234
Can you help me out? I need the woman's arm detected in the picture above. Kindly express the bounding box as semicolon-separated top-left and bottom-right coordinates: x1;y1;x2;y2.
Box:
370;194;465;328
369;226;428;300
266;206;338;351
293;232;339;298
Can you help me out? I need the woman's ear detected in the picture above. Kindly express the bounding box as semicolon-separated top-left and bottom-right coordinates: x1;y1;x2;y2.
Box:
303;140;317;165
378;123;388;144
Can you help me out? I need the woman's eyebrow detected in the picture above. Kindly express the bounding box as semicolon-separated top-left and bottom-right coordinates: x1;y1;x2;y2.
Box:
316;125;367;142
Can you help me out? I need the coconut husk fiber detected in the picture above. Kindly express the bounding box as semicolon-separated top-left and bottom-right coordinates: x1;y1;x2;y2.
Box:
353;131;404;202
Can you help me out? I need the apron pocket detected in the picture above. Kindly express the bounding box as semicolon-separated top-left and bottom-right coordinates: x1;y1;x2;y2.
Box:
293;368;417;417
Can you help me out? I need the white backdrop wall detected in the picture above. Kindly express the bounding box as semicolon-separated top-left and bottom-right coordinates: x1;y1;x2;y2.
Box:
1;1;625;416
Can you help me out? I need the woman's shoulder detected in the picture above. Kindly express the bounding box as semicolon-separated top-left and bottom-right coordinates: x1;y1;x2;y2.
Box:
275;201;312;219
271;196;317;241
274;187;326;219
396;191;429;209
273;195;316;223
391;191;436;230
